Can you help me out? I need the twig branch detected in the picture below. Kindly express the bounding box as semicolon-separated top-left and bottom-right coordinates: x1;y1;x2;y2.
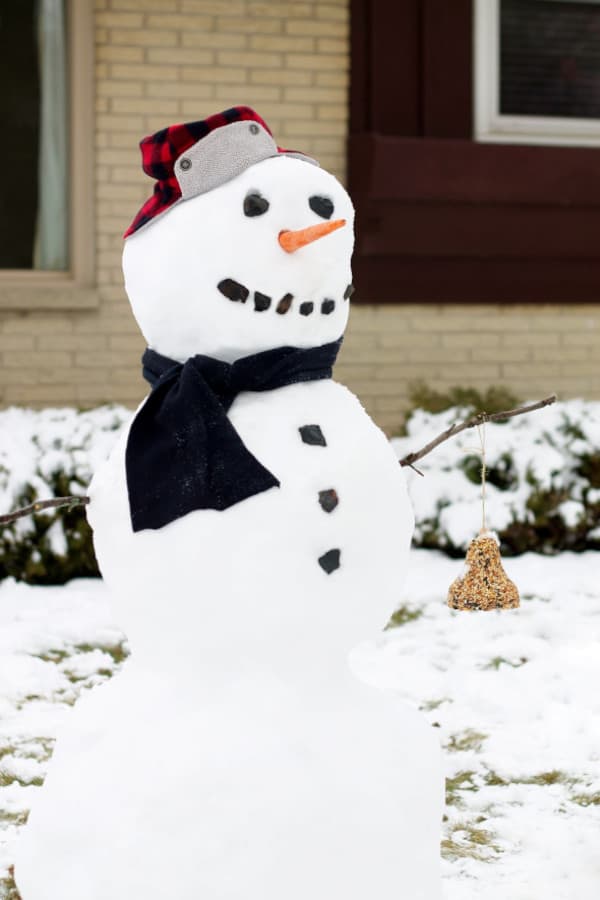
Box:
399;394;557;472
0;495;89;526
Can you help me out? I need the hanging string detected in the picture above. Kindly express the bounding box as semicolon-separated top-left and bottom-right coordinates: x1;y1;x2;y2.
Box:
477;421;487;534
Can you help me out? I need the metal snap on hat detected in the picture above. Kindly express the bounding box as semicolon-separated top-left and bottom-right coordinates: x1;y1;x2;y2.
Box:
124;106;318;238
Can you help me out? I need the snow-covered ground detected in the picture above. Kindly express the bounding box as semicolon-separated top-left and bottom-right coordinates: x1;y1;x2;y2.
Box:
1;549;599;899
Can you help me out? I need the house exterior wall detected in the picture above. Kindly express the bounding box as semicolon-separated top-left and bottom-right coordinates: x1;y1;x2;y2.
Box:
0;0;598;434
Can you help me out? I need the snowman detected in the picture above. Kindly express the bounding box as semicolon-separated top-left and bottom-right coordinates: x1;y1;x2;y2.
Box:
15;107;443;900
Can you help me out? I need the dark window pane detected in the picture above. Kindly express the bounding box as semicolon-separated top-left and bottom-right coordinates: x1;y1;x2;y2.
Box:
0;3;40;268
500;0;600;119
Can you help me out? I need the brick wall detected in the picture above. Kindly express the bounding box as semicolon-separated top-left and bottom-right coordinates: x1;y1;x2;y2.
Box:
1;0;599;433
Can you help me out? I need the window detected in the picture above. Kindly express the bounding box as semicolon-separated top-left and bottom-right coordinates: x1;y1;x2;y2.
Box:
348;0;600;303
0;0;95;310
0;1;68;270
475;0;600;145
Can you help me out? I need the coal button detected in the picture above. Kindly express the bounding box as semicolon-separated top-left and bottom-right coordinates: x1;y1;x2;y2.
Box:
299;424;326;446
318;548;341;574
318;489;339;513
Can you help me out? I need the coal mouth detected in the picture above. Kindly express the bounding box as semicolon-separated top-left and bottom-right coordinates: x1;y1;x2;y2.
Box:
217;278;353;317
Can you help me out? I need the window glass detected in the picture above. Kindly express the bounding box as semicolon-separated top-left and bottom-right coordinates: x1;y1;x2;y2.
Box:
0;0;68;271
500;0;600;119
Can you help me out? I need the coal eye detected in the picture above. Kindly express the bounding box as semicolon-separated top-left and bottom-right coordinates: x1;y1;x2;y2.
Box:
244;192;269;217
309;195;334;220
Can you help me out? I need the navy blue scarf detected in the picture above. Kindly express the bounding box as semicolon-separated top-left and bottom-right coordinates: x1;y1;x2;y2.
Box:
126;339;342;531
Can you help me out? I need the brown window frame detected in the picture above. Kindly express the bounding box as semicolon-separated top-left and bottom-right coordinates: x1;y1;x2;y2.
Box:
349;0;600;303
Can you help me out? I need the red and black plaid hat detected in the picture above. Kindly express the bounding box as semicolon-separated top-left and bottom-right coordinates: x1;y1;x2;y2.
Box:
124;106;316;238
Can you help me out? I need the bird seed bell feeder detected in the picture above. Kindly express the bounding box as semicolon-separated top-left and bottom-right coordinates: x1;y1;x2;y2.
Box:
448;530;520;611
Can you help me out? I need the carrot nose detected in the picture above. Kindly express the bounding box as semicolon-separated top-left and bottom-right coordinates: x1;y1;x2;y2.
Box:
278;218;346;253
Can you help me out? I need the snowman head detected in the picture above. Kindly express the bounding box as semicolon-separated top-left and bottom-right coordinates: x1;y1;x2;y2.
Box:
122;107;355;363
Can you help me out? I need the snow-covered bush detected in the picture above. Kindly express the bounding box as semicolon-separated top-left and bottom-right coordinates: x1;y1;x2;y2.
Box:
0;407;131;584
393;399;600;556
1;398;599;585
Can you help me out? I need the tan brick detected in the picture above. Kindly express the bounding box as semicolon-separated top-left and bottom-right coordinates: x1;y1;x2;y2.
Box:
97;148;138;166
472;347;530;363
97;45;144;62
181;0;245;13
316;4;349;21
108;131;146;147
285;86;345;103
0;335;36;351
250;2;312;16
110;28;178;47
214;84;281;102
4;386;77;405
442;333;501;348
317;103;347;120
145;14;213;31
74;351;131;368
1;316;74;336
250;67;312;85
318;37;348;53
217;50;283;68
281;119;346;136
96;12;143;28
559;361;600;376
502;332;560;347
98;182;145;201
147;47;214;65
111;0;178;10
110;63;179;81
181;65;246;83
108;335;148;352
0;369;41;386
315;70;349;87
179;100;222;117
249;34;314;52
286;52;348;70
563;331;600;346
36;334;107;351
311;136;346;154
217;16;282;34
145;81;214;99
111;97;181;115
534;346;585;362
286;19;348;37
182;31;246;50
502;363;558;378
255;102;314;120
98;80;144;97
72;316;131;336
3;351;68;368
